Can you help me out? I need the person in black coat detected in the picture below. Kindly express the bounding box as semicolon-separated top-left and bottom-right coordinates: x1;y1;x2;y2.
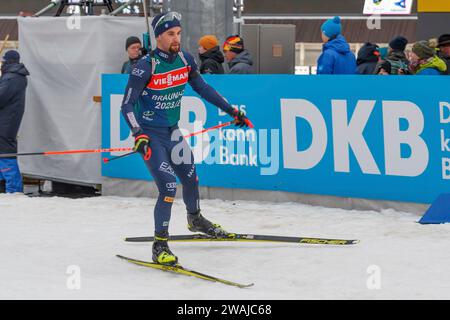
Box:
356;42;380;75
121;36;144;74
437;34;450;75
197;35;225;74
0;50;30;193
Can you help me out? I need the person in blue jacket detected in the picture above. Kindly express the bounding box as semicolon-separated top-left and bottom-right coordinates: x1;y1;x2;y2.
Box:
317;16;357;75
0;50;30;193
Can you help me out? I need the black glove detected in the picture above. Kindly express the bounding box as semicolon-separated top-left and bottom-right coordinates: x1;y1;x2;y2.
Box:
232;109;252;128
133;134;152;160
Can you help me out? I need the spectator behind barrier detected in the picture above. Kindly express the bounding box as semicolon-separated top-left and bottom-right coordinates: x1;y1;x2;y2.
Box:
377;36;410;75
410;40;447;75
121;36;145;74
375;60;392;75
317;16;357;75
0;50;30;193
197;35;225;75
356;42;380;75
437;34;450;75
223;35;254;74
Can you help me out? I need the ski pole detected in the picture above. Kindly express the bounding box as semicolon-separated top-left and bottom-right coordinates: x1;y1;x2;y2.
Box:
243;118;254;129
0;147;133;158
183;120;237;138
103;120;239;163
1;121;251;160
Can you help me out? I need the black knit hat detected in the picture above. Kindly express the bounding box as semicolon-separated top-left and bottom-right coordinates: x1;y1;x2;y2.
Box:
357;42;380;65
389;36;408;51
2;50;20;64
125;36;141;50
438;34;450;47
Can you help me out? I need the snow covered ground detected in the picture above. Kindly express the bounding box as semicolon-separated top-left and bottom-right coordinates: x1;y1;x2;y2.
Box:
1;193;449;300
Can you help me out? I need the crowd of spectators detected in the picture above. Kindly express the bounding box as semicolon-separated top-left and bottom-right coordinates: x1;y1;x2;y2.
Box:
121;33;254;75
122;16;448;77
318;16;449;76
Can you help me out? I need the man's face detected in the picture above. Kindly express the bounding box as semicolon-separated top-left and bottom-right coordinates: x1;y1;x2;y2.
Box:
157;26;182;53
440;45;450;57
127;43;141;60
224;50;236;62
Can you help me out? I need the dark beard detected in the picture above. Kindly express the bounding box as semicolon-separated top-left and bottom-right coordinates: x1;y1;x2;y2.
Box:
169;45;180;54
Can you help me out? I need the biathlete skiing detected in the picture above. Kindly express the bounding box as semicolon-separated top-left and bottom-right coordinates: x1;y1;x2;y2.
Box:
120;11;252;266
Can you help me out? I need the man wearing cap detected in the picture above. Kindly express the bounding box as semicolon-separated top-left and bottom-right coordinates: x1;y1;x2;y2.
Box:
198;35;225;74
223;35;254;74
410;40;447;75
317;16;356;75
437;34;450;75
121;36;145;74
120;12;252;265
0;50;30;193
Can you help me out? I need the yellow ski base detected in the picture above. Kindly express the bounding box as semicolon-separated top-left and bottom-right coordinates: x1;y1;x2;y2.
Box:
116;254;254;288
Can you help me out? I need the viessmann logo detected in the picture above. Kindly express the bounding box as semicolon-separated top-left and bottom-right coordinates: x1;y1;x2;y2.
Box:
147;66;190;91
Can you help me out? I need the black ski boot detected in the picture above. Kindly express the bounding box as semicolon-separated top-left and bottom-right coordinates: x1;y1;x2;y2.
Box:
187;210;228;238
152;231;178;266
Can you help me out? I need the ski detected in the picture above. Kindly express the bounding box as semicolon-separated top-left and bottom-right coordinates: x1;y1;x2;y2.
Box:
116;254;254;288
124;233;359;245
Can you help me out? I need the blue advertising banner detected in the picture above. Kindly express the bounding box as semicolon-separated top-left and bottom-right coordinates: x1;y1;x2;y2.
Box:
102;74;450;204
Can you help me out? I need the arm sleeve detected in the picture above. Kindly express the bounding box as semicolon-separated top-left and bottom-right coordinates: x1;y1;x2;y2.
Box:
0;79;15;110
317;51;335;75
120;57;152;136
184;52;235;116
